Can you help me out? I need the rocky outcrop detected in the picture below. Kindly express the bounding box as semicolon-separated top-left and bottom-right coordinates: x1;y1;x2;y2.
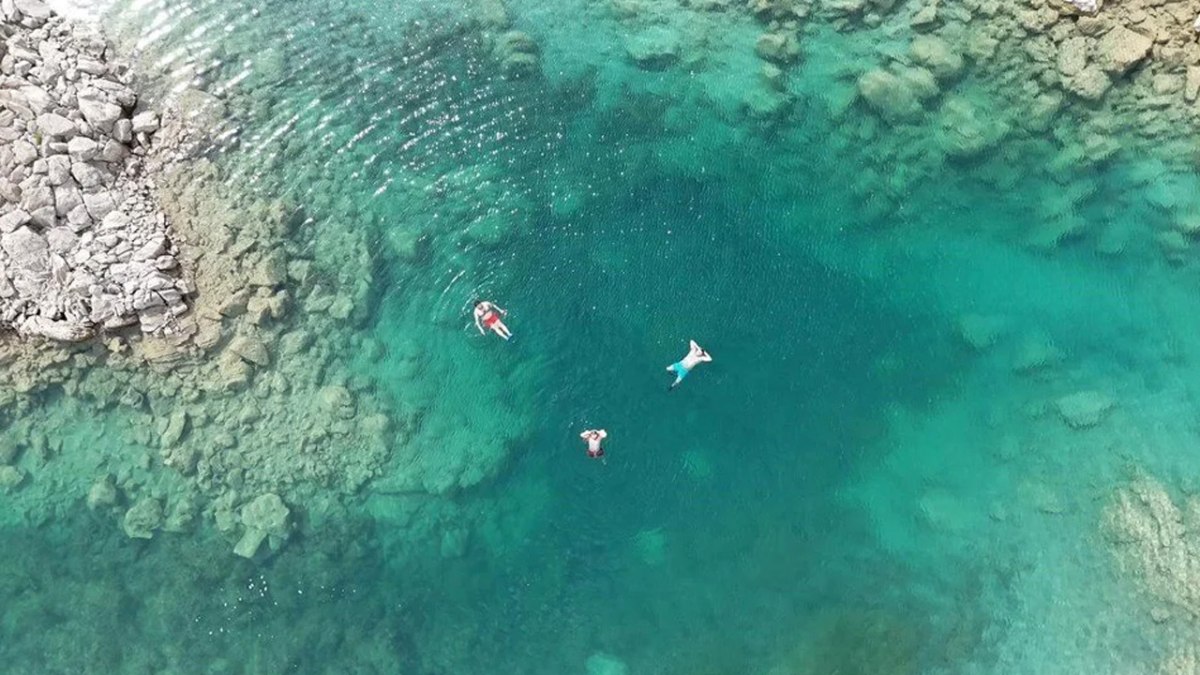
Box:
122;496;163;539
1105;473;1200;618
1095;26;1152;77
233;493;291;558
0;1;188;342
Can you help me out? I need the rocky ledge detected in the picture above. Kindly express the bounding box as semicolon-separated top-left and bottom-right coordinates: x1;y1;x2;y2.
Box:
0;0;188;342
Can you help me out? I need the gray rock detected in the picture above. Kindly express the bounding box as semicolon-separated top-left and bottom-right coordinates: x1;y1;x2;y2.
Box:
28;205;54;229
66;136;99;161
70;161;105;189
0;209;30;233
133;234;166;261
66;204;92;230
75;57;106;76
21;315;91;341
82;189;117;220
90;80;137;108
100;210;130;231
100;138;127;163
130;110;158;134
53;183;82;216
35;112;75;137
18;85;50;114
12;139;36;165
13;0;51;20
45;226;78;253
45;154;70;185
19;184;52;215
0;180;20;203
138;304;170;332
3;226;48;274
77;96;121;133
112;118;132;143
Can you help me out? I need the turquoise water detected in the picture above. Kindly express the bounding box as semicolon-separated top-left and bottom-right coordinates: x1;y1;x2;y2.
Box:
7;0;1200;671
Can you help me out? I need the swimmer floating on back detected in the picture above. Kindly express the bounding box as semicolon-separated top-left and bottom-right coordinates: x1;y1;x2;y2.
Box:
581;429;607;463
667;339;712;390
473;300;512;341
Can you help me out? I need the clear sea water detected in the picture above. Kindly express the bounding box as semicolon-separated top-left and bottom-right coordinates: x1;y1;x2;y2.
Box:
7;0;1200;672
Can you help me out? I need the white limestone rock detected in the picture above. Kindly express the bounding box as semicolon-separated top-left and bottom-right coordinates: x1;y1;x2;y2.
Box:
1056;0;1100;14
0;210;31;234
130;110;159;134
77;96;121;133
21;316;91;341
66;135;98;161
12;139;37;165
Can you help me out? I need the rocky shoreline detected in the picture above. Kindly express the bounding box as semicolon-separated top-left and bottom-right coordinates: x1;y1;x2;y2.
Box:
0;0;188;343
0;0;401;562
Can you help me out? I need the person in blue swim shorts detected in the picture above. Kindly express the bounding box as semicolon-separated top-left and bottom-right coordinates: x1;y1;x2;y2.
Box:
666;339;712;390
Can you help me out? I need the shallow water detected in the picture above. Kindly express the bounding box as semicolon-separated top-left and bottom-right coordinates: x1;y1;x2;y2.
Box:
8;0;1200;672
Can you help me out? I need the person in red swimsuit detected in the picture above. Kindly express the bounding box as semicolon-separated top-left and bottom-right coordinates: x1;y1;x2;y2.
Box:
581;429;607;463
473;300;512;340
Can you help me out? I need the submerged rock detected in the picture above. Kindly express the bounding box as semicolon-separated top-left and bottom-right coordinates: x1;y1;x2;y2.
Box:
1096;25;1152;76
910;35;963;81
0;465;26;493
586;652;630;675
624;27;681;70
957;314;1007;351
234;493;291;559
755;31;800;64
86;475;119;510
857;69;922;121
122;497;164;539
1054;390;1115;428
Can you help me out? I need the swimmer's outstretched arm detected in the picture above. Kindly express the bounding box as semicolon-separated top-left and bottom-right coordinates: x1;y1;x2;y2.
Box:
474;314;484;334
